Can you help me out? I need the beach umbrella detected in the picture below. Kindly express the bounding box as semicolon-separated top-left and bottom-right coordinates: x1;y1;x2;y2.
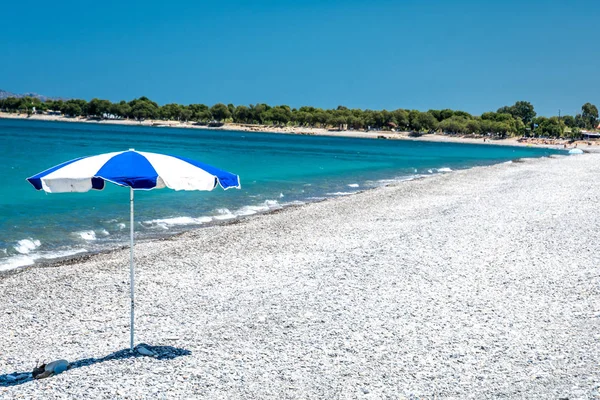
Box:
26;149;240;351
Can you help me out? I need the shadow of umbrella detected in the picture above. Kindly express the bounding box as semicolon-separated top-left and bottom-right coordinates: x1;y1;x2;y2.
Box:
0;344;191;387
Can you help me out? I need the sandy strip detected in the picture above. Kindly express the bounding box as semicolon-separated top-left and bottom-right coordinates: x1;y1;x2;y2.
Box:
4;112;594;150
1;154;599;398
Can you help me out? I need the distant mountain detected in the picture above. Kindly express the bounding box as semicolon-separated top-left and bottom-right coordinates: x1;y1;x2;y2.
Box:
0;89;68;101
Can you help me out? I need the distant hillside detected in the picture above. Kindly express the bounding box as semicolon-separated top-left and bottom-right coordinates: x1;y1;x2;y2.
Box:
0;89;67;101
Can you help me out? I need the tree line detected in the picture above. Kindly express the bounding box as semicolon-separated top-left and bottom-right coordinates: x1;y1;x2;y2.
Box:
1;95;598;138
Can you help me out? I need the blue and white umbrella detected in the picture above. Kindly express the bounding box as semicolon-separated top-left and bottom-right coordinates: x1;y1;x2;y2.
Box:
27;149;240;350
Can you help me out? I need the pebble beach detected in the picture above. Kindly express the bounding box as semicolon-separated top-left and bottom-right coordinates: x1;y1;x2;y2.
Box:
1;153;599;399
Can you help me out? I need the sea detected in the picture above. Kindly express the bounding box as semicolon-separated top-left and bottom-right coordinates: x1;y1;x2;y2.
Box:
0;118;564;271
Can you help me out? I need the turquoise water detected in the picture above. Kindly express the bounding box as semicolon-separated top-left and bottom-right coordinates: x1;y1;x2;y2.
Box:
0;118;563;270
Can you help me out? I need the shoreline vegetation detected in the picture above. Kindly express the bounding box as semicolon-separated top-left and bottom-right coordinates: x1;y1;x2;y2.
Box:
1;154;598;397
1;96;599;149
1;111;599;150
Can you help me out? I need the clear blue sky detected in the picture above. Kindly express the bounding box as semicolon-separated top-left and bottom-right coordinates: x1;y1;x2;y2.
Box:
1;0;598;116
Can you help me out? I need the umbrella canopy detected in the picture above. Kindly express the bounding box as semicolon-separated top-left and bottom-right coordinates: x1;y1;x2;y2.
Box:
27;149;240;192
27;149;240;351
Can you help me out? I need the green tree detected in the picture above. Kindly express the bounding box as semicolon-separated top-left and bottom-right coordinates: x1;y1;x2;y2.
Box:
497;101;536;125
233;105;251;123
562;115;575;128
574;114;586;128
533;116;565;137
179;108;192;122
227;103;236;117
250;104;271;124
87;98;111;117
263;106;292;125
63;101;82;117
391;109;409;129
159;103;182;120
3;97;23;112
310;109;328;127
453;110;472;119
196;110;212;122
210;103;231;121
129;97;159;120
581;102;599;130
189;104;209;121
428;109;442;122
408;110;422;131
109;101;130;118
417;112;438;132
466;118;481;134
20;96;34;115
439;116;468;134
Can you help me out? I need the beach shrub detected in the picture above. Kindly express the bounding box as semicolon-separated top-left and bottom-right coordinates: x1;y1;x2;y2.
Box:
3;94;595;136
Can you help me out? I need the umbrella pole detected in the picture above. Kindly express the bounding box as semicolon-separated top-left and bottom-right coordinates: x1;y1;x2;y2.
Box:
130;186;135;351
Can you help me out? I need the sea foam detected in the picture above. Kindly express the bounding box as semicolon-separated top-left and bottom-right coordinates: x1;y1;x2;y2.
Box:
14;239;41;254
326;192;355;196
77;231;97;241
146;216;213;228
0;255;36;271
0;248;88;272
42;248;87;260
264;199;280;208
213;208;236;220
235;200;281;216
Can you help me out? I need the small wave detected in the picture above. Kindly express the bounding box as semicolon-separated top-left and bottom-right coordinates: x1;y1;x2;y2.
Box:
14;239;41;254
437;167;452;172
428;169;433;174
77;231;97;241
145;216;213;228
117;223;126;230
377;179;398;185
235;200;281;217
398;174;422;182
213;208;236;220
99;229;110;236
326;192;355;196
264;200;280;208
0;249;88;272
42;248;87;260
236;206;261;216
0;255;36;271
347;183;360;188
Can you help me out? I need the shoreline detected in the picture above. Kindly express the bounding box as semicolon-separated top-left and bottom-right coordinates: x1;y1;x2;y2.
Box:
0;199;316;278
0;173;423;277
1;153;598;398
0;153;558;276
3;111;595;150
